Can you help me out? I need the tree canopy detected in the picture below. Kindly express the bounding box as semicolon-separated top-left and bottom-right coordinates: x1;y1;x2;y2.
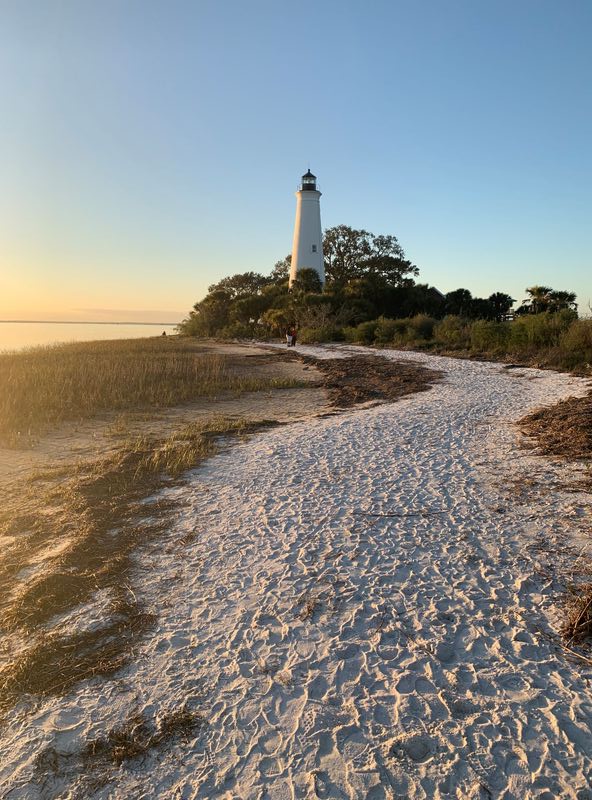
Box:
178;224;576;340
518;286;578;314
323;225;418;285
208;271;270;298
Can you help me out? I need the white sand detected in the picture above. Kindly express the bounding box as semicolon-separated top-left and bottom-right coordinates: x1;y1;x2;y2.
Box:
2;346;592;799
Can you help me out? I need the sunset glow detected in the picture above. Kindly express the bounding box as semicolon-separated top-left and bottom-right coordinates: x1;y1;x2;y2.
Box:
1;1;590;319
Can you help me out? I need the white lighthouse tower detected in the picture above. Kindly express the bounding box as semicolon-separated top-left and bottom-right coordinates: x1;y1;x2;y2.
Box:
289;169;324;289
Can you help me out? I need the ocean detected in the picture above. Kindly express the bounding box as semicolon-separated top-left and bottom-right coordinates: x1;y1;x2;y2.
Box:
0;321;180;352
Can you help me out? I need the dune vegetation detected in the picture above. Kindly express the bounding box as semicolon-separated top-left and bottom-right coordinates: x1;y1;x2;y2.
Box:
0;337;299;443
338;310;592;373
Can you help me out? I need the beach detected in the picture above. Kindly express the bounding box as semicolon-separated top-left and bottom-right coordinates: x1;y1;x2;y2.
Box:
1;344;592;798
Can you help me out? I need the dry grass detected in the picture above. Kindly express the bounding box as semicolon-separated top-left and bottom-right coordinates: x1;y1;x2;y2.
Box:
518;394;592;647
3;606;157;704
293;353;443;408
298;590;321;621
0;336;298;443
81;705;204;766
519;393;592;461
561;583;592;644
34;704;204;785
0;416;277;711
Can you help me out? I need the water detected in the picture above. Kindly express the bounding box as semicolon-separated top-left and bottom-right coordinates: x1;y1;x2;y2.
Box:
0;322;180;352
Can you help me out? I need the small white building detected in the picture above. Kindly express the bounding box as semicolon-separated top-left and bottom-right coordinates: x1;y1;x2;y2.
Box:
289;170;324;288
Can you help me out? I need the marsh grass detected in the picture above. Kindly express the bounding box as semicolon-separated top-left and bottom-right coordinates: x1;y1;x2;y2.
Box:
0;416;277;711
0;336;297;442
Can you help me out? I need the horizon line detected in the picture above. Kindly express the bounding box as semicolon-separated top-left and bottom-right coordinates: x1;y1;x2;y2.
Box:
0;320;181;326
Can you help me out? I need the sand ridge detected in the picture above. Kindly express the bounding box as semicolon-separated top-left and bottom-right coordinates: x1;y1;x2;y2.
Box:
2;345;592;799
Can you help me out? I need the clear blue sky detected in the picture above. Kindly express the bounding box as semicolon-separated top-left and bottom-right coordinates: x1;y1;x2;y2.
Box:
1;0;590;321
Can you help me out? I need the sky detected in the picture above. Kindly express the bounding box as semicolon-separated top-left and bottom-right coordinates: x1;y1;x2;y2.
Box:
0;0;590;322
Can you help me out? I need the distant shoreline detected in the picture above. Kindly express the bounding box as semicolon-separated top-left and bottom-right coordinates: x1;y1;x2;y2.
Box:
0;320;180;326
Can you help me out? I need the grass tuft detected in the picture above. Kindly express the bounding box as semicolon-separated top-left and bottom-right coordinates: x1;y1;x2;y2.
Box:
81;704;204;767
34;704;205;785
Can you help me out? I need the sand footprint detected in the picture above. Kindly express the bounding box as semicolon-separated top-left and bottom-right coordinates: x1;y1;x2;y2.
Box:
385;713;438;765
466;738;528;795
311;769;349;799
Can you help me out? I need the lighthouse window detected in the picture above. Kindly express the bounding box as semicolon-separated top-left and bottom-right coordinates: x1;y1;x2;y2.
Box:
312;245;317;252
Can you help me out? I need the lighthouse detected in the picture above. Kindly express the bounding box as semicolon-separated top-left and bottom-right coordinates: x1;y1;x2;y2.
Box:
289;169;324;289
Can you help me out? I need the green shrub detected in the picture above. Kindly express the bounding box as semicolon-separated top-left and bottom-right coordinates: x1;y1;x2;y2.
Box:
508;317;530;349
560;318;592;351
407;314;436;342
374;317;400;344
470;320;510;352
354;320;380;344
509;311;576;349
557;319;592;368
342;326;358;343
434;316;471;348
218;322;266;340
298;326;344;344
391;319;410;342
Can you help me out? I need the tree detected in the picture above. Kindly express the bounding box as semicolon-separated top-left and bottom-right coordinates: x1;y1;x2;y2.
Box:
524;285;553;314
333;297;377;326
230;293;270;324
410;285;446;318
208;271;270;299
261;307;292;335
323;225;373;283
470;297;496;320
488;292;515;321
548;290;577;313
291;267;323;294
363;253;419;284
520;286;577;314
322;225;418;286
445;289;473;316
181;289;232;336
270;255;291;283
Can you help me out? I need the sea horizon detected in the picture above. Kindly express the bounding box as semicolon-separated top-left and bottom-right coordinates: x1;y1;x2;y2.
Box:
0;320;180;352
0;319;180;325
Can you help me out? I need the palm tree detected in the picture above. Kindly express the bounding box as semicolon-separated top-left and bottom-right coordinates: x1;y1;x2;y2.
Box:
547;290;577;312
488;292;515;321
525;285;553;314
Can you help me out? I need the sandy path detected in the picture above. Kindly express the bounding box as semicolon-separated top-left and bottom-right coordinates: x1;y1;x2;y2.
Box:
2;346;592;799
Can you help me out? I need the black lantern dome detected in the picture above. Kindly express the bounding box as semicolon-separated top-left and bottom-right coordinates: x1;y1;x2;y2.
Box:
301;169;317;191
